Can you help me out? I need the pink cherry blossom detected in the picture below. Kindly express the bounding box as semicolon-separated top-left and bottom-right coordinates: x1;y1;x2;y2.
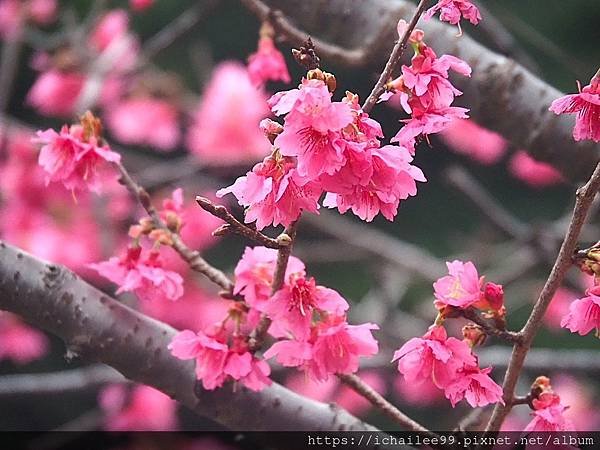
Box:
105;97;180;151
169;330;271;391
88;9;139;73
0;0;56;41
545;288;577;331
433;260;482;310
186;62;271;165
247;36;291;87
550;75;600;143
560;286;600;337
392;325;476;389
424;0;482;31
262;273;349;340
89;246;184;302
34;124;121;193
217;152;321;230
232;246;305;308
0;312;48;364
443;365;504;408
440;119;508;165
323;144;426;222
508;151;564;188
272;79;353;178
99;384;177;431
26;70;85;117
525;392;575;432
263;318;379;382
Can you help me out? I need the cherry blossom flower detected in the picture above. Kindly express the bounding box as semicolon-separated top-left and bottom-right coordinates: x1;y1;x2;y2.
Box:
392;325;476;389
322;144;426;222
264;318;379;382
169;329;271;391
34;122;121;193
89;246;184;302
105;97;180;151
424;0;482;32
26;70;86;117
217;151;321;230
550;74;600;143
248;35;291;87
545;288;577;331
232;246;305;308
443;365;504;408
0;312;48;364
525;392;575;432
262;273;349;340
0;0;56;41
560;285;600;337
508;151;564;188
433;260;482;310
272;78;353;178
186;62;271;165
99;384;177;431
440;119;508;165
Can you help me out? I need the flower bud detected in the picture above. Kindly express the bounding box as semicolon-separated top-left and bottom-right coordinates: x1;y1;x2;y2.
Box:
483;282;504;311
462;323;486;347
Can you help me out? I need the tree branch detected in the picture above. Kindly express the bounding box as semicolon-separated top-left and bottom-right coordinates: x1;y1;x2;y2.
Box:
0;240;390;436
484;161;600;432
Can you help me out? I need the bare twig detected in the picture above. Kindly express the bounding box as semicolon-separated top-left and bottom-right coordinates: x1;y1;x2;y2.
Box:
361;0;429;113
337;373;435;435
114;161;234;292
485;161;600;432
460;308;522;344
248;221;298;351
196;196;282;249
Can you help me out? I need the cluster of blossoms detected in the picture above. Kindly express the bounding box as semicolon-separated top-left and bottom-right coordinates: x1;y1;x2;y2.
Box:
424;0;481;34
218;69;426;226
382;23;471;155
393;261;505;408
170;246;379;390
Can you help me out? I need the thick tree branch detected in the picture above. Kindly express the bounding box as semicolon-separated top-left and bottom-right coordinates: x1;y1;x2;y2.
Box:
0;240;390;437
262;0;600;182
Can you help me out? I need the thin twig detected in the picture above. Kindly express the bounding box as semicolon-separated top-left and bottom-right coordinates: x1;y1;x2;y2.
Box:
239;0;367;67
114;161;234;292
337;373;436;435
248;221;298;351
0;28;24;114
361;0;429;113
460;308;522;344
196;196;282;249
485;160;600;433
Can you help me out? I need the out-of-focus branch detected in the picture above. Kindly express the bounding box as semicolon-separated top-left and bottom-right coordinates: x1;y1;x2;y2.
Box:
0;365;124;396
261;0;600;182
0;29;24;115
0;240;391;437
485;161;600;432
238;0;368;67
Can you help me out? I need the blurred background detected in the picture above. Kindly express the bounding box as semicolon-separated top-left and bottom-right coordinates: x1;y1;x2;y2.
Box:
1;0;600;443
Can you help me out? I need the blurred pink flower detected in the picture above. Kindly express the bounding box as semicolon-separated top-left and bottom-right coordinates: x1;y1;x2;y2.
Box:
508;151;564;188
130;0;154;12
553;374;600;431
247;36;291;87
186;62;271;165
0;312;48;364
394;374;442;406
550;75;600;143
105;97;180;150
525;392;574;432
440;119;507;165
0;0;56;40
100;384;177;431
545;288;577;330
26;70;85;117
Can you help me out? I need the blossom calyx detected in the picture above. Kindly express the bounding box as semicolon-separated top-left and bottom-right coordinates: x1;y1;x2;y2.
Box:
462;323;486;347
306;68;337;93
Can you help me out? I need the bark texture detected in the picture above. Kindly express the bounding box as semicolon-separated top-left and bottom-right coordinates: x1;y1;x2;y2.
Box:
0;240;388;438
263;0;599;182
